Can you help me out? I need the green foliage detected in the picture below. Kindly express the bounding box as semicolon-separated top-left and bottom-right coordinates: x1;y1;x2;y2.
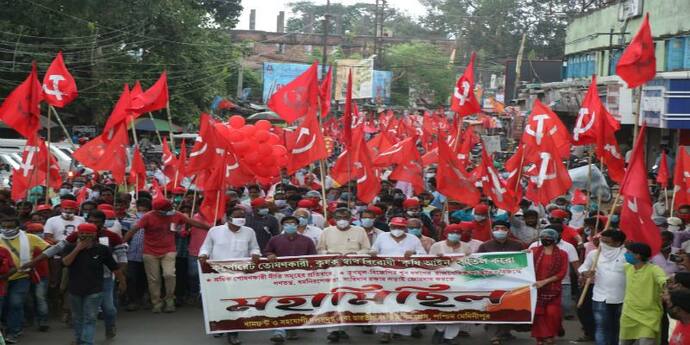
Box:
384;42;454;106
0;0;243;126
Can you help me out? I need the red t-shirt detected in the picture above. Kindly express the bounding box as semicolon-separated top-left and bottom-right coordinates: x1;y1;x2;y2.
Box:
136;211;186;256
32;247;49;279
0;247;14;296
671;322;690;345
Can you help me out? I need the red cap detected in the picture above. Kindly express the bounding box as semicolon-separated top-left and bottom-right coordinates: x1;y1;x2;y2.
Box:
549;209;569;219
97;204;114;212
572;189;587;205
327;201;338;213
402;198;420;209
389;217;408;227
446;223;464;232
251;198;267;207
25;222;44;234
34;204;53;213
152;198;172;211
474;203;489;215
77;223;98;235
367;205;383;215
173;187;186;195
297;199;316;208
102;209;116;219
61;200;78;210
459;222;475;231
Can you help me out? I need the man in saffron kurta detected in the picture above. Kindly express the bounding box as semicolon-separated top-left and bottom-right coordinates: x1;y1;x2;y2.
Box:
620;243;668;345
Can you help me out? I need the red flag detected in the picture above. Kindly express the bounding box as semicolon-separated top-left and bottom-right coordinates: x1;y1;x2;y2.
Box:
198;155;229;222
177;139;188;180
373;137;420;167
389;161;425;195
42;52;78;108
504;144;524;192
319;66;332;117
619;126;661;254
366;131;395;157
521;99;571;159
616;13;656;88
102;84;134;136
73;122;129;184
656;151;669;189
129;147;147;190
285;110;328;174
161;137;178;185
76;186;89;205
524;135;572;205
574;76;626;184
267;62;319;123
225;152;255;188
0;63;43;139
131;81;143;98
436;138;480;206
11;136;61;200
186;113;219;175
450;52;481;116
673;147;690;209
129;71;169;114
476;146;519;212
421;148;439;166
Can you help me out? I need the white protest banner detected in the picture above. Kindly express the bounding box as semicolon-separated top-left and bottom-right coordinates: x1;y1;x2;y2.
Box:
200;252;536;333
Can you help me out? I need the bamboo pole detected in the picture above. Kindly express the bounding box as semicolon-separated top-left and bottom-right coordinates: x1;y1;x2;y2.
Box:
45;105;52;204
212;189;221;226
149;112;164;146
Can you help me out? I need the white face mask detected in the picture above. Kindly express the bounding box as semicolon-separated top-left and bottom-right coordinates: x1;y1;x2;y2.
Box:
231;218;246;227
668;225;681;232
390;229;405;238
336;219;350;229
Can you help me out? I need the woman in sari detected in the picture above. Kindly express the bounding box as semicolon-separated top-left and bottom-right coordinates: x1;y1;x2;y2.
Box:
531;228;569;345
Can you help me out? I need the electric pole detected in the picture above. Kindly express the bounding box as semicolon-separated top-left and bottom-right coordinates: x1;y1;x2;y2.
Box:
321;0;331;77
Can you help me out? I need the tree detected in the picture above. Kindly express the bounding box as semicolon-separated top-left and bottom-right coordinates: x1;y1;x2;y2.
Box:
0;0;243;127
385;42;454;106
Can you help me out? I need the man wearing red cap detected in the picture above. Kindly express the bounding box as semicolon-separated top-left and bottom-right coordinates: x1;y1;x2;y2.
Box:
42;199;85;324
62;223;125;345
370;217;426;343
472;204;492;242
124;198;210;313
246;197;280;253
403;198;436;239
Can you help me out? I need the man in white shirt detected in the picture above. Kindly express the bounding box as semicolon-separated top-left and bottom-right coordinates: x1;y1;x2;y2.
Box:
198;206;261;345
292;208;322;246
316;208;370;343
528;225;581;320
456;222;483;254
370;217;426;343
43;200;85;243
578;230;627;345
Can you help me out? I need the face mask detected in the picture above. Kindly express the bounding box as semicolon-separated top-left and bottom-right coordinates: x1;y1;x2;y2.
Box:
165;210;176;216
447;233;460;242
407;211;420;217
540;239;555;246
1;228;19;238
258;208;269;216
136;212;145;218
81;212;89;219
173;196;183;203
59;188;71;196
355;206;367;213
231;218;246;227
336;219;350;229
283;224;298;234
297;216;309;227
361;218;375;228
474;215;486;222
390;229;405;237
61;212;74;220
91;192;100;199
492;230;508;240
408;228;422;237
611;215;620;223
274;200;287;208
668;225;681;232
557;204;567;210
570;205;585;213
104;220;115;228
624;252;639;265
425;173;436;179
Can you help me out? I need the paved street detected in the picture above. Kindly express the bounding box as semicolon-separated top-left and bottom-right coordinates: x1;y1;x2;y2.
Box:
20;306;589;345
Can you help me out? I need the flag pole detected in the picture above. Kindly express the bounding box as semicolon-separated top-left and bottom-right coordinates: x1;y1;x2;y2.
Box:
45;105;52;205
49;106;76;149
671;188;677;217
165;102;175;149
190;189;198;218
148;112;165;146
316;99;329;220
514;144;525;194
577;190;621;308
212;189;221;226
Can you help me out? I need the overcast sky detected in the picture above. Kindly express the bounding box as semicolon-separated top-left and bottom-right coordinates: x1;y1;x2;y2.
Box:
237;0;427;31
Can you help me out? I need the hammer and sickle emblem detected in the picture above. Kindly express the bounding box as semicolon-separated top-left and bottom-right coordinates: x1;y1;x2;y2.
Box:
292;127;316;154
454;80;471;106
43;75;66;100
573;108;595;141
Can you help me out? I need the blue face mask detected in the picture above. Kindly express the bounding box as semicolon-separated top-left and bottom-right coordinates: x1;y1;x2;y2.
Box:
104;220;115;228
298;216;309;227
570;205;585;213
258;208;269;216
611;215;620;223
360;218;375;228
407;228;422;237
283;224;298;234
624;252;639;265
447;233;460;242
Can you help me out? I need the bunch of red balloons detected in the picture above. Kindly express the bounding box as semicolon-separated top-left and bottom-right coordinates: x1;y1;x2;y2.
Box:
216;115;288;180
